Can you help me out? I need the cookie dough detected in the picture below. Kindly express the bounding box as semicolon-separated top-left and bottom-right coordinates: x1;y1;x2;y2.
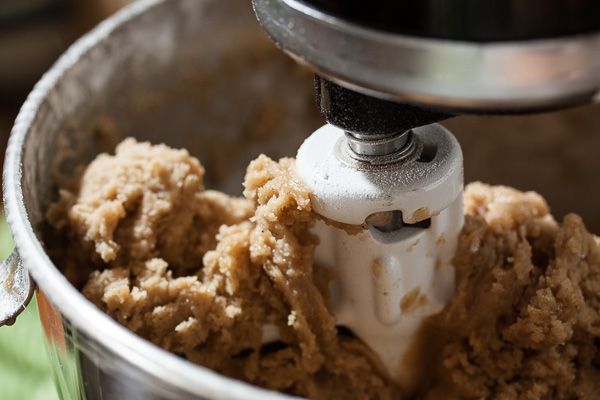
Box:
47;139;600;399
46;138;399;400
418;183;600;399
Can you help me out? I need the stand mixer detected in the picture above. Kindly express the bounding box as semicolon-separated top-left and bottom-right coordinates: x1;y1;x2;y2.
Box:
0;1;599;398
252;0;600;384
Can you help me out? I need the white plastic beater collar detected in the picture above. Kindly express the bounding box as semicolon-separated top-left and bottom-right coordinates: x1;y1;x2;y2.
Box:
297;124;463;225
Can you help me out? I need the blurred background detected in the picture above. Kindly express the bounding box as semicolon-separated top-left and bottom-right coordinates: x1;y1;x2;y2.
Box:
0;0;599;399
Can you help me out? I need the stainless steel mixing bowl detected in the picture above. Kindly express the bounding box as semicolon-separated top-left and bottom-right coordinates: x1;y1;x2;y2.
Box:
2;0;321;398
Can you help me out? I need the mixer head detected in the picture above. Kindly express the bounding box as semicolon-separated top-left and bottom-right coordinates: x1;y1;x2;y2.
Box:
253;0;600;116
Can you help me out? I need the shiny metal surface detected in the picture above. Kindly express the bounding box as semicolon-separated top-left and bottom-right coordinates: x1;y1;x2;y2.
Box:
0;251;34;326
345;130;412;160
253;0;600;112
3;0;320;398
